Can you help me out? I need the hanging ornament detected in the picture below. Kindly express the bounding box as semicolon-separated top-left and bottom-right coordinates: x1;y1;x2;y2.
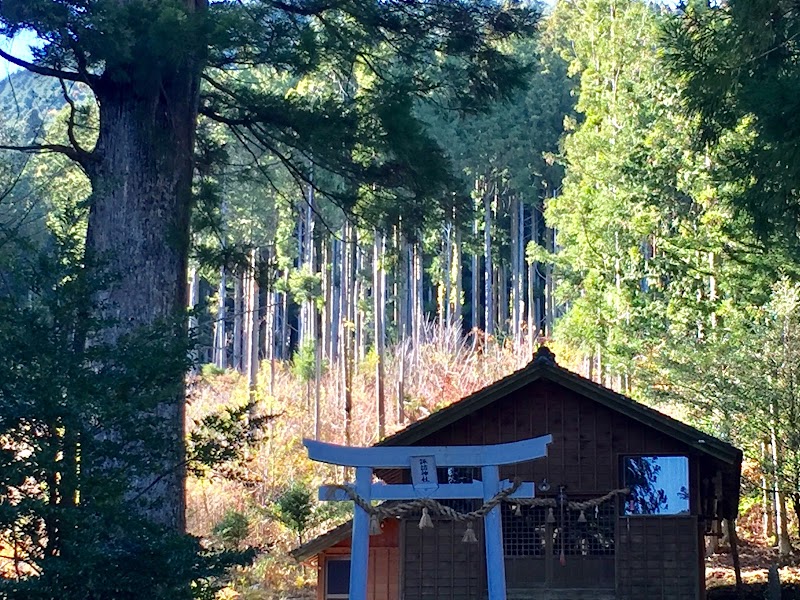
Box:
369;514;383;536
558;486;567;567
513;504;522;517
461;522;479;543
418;507;434;529
546;507;556;524
578;510;587;523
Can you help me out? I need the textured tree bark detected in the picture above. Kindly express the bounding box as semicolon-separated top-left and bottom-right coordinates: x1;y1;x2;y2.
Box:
84;47;203;530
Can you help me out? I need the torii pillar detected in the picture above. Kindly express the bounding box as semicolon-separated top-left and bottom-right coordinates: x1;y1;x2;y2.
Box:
304;435;552;600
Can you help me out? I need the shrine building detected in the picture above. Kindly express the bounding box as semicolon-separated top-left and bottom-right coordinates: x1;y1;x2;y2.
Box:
292;347;742;600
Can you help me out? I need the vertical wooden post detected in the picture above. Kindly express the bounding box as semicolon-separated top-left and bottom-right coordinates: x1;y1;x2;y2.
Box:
350;466;373;600
482;465;507;600
727;518;744;599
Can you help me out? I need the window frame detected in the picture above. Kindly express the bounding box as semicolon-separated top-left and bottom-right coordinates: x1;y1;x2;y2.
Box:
324;556;351;600
620;454;692;517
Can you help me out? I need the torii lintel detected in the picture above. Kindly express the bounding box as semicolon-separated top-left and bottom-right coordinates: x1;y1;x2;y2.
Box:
303;434;552;468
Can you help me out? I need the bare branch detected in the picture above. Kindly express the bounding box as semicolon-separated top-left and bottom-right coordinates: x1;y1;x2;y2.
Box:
58;78;92;161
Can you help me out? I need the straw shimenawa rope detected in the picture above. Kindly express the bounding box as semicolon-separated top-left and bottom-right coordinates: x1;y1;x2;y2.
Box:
324;480;629;522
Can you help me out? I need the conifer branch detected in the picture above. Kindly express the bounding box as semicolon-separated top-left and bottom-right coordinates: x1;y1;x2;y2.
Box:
0;47;84;83
0;143;82;163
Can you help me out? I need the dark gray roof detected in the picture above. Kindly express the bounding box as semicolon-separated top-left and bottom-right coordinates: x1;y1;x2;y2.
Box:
379;347;741;466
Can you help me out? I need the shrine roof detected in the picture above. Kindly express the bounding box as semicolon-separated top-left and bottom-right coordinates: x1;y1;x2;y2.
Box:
378;346;741;468
290;520;352;562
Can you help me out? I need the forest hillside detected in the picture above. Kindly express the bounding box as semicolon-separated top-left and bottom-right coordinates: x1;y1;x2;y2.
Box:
1;0;799;598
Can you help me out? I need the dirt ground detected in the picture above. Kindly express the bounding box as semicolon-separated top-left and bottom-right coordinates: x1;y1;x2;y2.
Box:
706;540;800;599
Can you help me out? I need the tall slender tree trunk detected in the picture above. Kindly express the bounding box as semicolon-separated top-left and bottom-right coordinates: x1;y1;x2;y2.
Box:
280;271;290;360
471;209;480;338
214;266;227;369
528;196;538;351
516;196;525;348
396;231;408;423
373;231;386;439
545;224;555;337
484;183;494;341
343;223;357;445
770;409;792;555
266;288;276;396
322;237;332;361
454;227;463;331
331;238;341;363
762;440;775;541
511;195;520;346
233;274;243;371
443;221;452;330
244;249;260;394
188;265;200;371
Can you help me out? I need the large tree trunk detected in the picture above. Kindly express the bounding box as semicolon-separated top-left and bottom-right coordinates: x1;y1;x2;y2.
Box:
84;56;203;531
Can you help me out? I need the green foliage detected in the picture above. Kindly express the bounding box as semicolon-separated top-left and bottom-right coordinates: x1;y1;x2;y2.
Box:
0;0;544;246
289;269;323;304
0;210;253;598
201;362;227;378
641;279;800;496
268;481;349;545
212;509;251;550
187;401;271;478
273;483;314;540
291;341;317;384
665;0;800;251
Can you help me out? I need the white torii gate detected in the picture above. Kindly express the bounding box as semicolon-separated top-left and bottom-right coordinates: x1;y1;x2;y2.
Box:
304;434;552;600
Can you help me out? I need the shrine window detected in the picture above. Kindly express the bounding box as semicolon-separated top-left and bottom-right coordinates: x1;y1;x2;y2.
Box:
622;455;690;516
437;466;481;483
325;558;350;600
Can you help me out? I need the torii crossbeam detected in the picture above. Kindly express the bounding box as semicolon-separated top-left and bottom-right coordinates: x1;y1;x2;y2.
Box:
304;435;552;600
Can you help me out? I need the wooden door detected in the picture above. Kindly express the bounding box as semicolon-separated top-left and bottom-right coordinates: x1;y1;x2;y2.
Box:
503;502;615;591
402;518;486;600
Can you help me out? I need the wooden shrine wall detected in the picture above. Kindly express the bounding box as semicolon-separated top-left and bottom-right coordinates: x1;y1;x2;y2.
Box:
317;519;400;600
617;515;700;600
419;380;696;495
398;380;705;599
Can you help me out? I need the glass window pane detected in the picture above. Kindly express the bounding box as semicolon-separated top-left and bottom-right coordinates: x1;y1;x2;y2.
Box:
623;456;689;515
326;559;350;596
